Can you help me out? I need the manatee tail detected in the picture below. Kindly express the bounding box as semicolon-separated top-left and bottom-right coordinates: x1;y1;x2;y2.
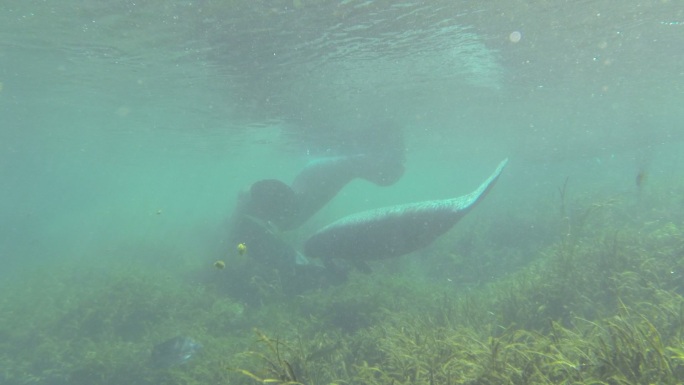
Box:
449;158;508;213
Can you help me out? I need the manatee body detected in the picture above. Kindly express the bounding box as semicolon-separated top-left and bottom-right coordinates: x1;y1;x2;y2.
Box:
287;153;405;230
303;159;508;260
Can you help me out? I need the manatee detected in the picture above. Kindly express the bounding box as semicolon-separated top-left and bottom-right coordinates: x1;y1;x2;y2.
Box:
288;153;405;229
303;159;508;260
150;336;202;368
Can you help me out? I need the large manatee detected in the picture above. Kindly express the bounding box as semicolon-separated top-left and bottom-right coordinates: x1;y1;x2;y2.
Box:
303;159;508;260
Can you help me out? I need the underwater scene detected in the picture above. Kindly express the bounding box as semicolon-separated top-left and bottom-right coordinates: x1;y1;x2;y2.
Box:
2;1;684;384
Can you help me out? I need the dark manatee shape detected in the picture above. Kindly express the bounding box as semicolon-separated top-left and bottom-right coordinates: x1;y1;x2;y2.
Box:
287;154;405;229
150;336;202;368
248;179;298;229
303;159;508;261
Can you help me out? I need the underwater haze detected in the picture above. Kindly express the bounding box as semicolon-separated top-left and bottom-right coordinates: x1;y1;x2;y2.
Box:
2;1;684;384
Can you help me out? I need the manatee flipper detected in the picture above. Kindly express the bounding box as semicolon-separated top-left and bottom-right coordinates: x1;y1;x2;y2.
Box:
303;159;508;261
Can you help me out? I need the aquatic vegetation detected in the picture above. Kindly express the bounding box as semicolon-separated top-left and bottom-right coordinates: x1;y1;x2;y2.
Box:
3;188;684;384
150;336;202;368
0;262;248;385
233;193;684;385
239;293;684;385
234;330;310;384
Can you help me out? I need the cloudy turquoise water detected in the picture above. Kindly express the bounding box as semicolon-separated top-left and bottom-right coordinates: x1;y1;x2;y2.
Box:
2;0;683;280
3;2;684;384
